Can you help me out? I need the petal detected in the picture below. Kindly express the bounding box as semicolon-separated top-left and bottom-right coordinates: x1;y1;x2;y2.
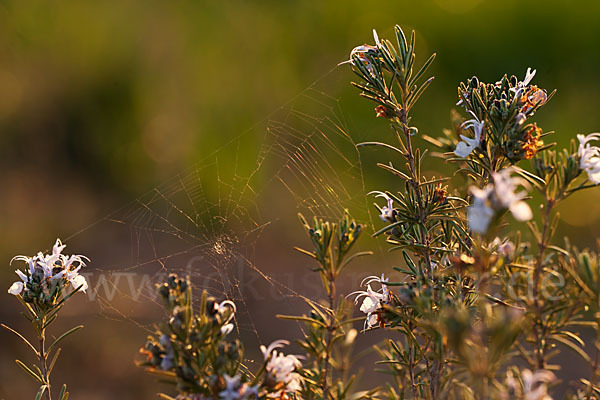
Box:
15;269;28;282
366;313;378;328
359;296;378;314
221;324;234;335
261;339;290;360
8;281;24;295
522;67;536;86
468;204;494;234
372;29;380;47
52;239;66;256
510;201;533;222
70;274;88;293
454;141;474;158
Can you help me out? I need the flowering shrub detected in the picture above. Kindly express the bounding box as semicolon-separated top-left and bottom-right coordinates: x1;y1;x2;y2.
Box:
345;25;600;399
6;25;600;400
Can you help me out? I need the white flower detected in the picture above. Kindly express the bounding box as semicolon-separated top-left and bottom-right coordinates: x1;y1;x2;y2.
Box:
349;274;391;329
261;339;290;360
505;369;555;400
492;168;533;221
211;300;236;334
62;267;88;292
510;67;537;96
216;300;237;322
467;168;532;234
8;281;24;295
520;67;537;88
340;29;380;74
467;186;494;234
219;374;242;400
577;133;600;184
239;383;259;399
491;237;516;259
260;340;303;396
455;113;484;158
358;285;383;314
266;352;302;394
221;323;234;335
375;194;394;222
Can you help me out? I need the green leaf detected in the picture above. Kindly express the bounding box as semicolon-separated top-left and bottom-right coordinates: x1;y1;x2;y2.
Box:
376;163;411;181
276;314;327;328
357;141;405;156
546;245;570;257
512;166;546;189
372;220;404;237
293;246;316;259
408;76;435;110
58;384;69;400
1;324;39;356
549;334;590;363
35;385;48;400
15;359;43;383
409;53;436;86
338;251;373;271
394;25;408;61
48;325;84;354
48;348;62;374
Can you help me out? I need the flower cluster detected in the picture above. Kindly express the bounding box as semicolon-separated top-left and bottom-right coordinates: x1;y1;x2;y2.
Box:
503;369;555;400
455;68;549;162
260;340;303;397
140;275;305;399
8;239;88;306
468;168;533;234
140;275;244;397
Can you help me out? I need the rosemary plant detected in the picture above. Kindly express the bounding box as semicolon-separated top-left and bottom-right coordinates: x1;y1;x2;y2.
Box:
3;239;89;400
346;25;600;399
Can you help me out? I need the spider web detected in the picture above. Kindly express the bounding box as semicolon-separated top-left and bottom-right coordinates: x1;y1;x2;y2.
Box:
64;61;391;372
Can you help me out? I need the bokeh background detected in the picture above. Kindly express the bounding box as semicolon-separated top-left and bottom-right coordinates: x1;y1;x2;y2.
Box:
2;0;600;398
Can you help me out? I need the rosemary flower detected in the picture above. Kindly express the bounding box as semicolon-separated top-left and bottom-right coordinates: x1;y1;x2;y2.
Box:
260;340;303;396
375;193;395;222
454;112;484;158
505;369;555;400
8;239;89;302
467;186;494;234
218;374;258;400
512;68;547;114
577;133;600;184
216;300;237;335
467;168;533;234
491;237;516;259
350;274;391;329
510;67;537;96
341;29;381;74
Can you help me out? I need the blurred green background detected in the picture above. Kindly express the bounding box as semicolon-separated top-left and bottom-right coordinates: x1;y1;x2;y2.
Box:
2;0;600;398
